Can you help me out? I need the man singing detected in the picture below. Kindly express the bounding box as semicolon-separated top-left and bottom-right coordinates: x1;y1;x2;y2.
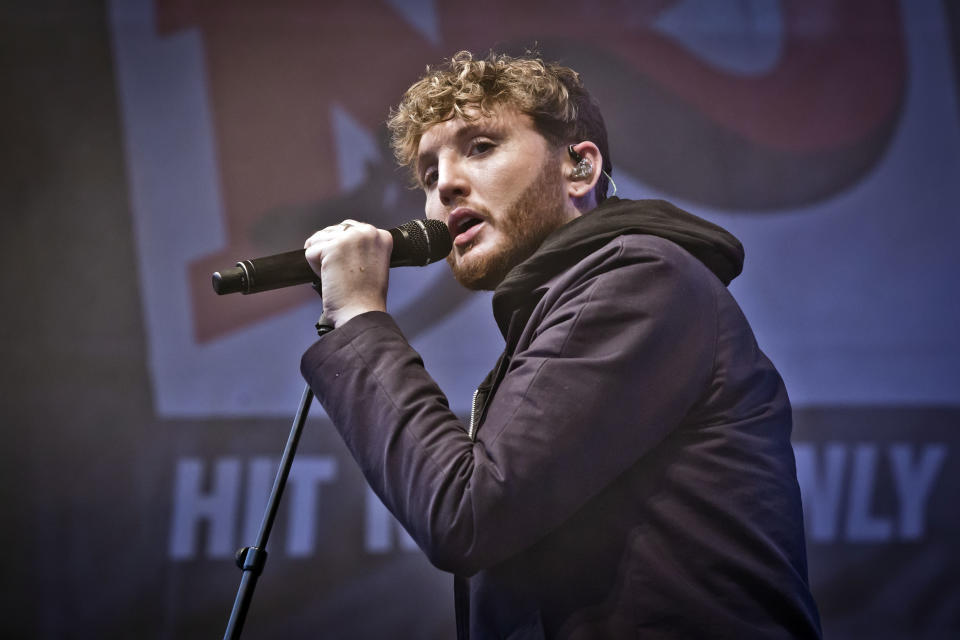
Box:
300;51;822;639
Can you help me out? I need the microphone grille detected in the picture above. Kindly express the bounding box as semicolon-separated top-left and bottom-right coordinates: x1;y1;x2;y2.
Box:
392;218;452;266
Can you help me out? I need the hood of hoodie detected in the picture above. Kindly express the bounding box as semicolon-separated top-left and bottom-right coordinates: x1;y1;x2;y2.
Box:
491;197;744;339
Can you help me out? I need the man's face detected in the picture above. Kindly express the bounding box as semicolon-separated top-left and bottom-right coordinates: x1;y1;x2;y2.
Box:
416;105;578;290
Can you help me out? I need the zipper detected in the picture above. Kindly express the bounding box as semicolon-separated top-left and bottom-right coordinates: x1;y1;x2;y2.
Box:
467;351;511;442
467;388;481;441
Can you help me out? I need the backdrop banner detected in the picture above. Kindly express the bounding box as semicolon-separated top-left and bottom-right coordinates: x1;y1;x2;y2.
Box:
3;0;957;637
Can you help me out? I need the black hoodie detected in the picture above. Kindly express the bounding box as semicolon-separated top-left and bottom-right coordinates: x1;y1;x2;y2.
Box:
302;197;822;640
474;197;748;442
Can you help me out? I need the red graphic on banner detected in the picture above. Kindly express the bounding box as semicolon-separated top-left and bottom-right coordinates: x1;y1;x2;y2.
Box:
155;0;904;342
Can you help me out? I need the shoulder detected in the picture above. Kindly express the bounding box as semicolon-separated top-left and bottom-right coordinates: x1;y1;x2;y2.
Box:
527;234;721;347
611;233;720;274
548;233;724;302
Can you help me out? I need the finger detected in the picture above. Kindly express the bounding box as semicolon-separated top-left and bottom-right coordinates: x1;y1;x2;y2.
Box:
304;236;326;258
305;221;359;248
305;228;334;248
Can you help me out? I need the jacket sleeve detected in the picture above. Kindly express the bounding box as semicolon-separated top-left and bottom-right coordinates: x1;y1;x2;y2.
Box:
301;236;718;575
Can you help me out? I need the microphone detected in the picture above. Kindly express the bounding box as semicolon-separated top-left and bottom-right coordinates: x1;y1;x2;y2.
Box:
212;218;451;295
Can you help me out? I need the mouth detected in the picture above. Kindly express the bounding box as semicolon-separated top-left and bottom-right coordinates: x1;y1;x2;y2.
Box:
448;209;486;247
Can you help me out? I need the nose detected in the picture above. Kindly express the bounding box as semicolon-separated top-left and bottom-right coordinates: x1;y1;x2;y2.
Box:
436;158;470;207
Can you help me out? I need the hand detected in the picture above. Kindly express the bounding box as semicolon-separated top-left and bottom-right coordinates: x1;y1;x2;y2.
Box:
304;220;393;328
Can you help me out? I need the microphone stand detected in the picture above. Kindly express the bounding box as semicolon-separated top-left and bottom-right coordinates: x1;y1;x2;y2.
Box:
222;314;334;639
213;220;449;636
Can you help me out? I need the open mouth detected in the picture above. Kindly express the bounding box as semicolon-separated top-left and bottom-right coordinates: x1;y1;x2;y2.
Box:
456;217;482;234
448;209;486;245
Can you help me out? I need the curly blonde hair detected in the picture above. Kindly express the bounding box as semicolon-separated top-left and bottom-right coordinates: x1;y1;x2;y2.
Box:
387;50;611;202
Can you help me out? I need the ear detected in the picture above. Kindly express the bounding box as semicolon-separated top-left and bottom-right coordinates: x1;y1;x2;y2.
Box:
566;141;602;209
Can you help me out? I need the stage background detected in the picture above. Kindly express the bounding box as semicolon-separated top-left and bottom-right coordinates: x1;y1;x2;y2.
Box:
2;0;958;637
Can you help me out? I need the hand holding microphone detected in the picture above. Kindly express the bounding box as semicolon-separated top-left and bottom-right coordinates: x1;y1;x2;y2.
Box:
212;218;451;327
304;219;394;328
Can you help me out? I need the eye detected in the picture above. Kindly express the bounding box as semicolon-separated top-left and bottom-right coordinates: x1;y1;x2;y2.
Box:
422;166;438;188
469;139;495;155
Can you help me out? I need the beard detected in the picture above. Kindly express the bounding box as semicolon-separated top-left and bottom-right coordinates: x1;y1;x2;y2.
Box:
448;156;570;291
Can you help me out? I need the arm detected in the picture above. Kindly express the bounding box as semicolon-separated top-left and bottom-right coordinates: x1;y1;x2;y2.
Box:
302;236;718;575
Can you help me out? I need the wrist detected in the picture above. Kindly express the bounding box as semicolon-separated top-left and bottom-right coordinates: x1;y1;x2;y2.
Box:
327;302;387;329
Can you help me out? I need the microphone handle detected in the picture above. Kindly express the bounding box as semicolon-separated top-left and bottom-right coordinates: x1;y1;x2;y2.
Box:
211;249;315;296
231;249;315;295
